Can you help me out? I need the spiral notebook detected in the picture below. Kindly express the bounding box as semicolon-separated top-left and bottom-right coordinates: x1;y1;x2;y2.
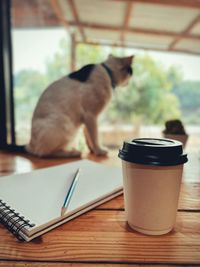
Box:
0;159;123;241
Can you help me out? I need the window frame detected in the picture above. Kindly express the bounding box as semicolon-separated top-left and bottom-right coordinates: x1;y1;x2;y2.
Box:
0;0;16;150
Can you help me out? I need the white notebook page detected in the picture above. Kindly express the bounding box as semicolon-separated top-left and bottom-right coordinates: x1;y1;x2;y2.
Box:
0;160;122;231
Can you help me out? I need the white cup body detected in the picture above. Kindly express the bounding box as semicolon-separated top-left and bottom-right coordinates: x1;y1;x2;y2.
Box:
122;161;183;235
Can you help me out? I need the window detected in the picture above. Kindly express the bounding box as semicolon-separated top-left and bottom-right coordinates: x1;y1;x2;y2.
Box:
0;0;15;149
1;0;199;153
12;0;68;145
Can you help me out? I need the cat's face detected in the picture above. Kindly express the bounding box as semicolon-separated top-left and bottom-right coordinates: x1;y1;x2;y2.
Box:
106;54;134;86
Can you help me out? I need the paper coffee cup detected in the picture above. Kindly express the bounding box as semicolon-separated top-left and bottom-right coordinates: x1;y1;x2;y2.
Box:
118;138;188;235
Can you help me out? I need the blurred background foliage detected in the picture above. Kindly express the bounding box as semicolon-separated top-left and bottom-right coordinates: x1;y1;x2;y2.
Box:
14;39;200;130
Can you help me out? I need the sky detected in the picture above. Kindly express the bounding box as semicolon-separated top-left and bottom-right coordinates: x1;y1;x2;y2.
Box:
12;29;200;81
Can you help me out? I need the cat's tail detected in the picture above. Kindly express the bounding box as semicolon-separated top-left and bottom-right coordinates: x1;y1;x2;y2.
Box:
2;144;28;154
3;144;46;157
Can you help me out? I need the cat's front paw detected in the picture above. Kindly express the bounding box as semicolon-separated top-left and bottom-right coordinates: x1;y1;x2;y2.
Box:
93;147;108;156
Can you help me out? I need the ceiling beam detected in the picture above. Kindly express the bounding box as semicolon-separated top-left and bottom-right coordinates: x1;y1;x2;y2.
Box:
68;0;86;42
183;14;200;33
113;0;200;9
169;14;200;50
77;40;200;56
67;21;200;41
50;0;69;28
120;1;133;44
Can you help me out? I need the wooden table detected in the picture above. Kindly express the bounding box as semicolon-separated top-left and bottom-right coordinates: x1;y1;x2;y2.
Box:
0;150;199;267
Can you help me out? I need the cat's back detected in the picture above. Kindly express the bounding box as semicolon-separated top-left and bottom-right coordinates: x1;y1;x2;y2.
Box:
33;63;111;118
39;64;108;99
40;64;97;98
35;75;80;105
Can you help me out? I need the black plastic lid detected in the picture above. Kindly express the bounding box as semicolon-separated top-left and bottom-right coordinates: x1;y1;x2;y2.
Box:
118;138;188;166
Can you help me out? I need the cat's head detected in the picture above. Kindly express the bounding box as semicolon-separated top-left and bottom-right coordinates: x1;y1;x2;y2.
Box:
105;54;134;87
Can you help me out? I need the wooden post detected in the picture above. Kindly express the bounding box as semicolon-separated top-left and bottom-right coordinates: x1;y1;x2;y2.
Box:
70;33;76;71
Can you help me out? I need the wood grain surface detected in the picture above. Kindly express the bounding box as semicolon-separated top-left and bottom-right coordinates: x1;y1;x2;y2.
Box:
0;211;199;264
0;263;186;267
0;151;199;266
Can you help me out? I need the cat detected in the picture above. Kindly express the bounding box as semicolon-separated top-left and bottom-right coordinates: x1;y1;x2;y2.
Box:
26;54;134;157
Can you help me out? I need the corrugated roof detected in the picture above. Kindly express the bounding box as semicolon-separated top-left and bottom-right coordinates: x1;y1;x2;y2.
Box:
13;0;200;55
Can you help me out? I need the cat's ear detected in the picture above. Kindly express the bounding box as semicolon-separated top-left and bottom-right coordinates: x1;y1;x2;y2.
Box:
125;55;134;65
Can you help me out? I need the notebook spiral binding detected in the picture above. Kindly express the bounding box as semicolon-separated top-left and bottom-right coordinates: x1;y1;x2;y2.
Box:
0;199;35;241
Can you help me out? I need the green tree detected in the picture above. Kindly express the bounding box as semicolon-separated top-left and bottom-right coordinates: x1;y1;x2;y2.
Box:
103;55;181;124
76;44;106;68
45;41;106;81
173;81;200;124
14;40;182;129
14;70;48;122
45;39;71;82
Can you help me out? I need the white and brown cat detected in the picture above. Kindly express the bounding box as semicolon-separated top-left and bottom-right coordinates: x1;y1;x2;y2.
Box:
26;54;134;157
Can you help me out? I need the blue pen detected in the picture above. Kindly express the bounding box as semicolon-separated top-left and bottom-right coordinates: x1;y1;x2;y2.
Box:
61;168;80;216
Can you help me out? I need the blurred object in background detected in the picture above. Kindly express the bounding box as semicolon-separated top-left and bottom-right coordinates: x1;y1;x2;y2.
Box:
162;119;188;148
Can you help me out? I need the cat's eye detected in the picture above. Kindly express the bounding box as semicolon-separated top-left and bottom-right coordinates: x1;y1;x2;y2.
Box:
122;66;133;75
